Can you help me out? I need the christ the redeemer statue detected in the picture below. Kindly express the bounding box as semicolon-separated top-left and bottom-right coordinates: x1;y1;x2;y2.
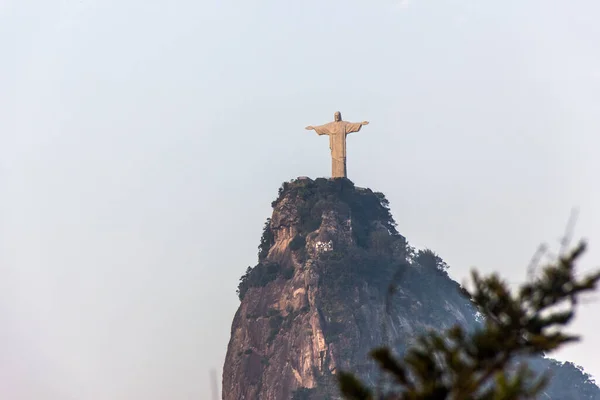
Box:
305;111;369;178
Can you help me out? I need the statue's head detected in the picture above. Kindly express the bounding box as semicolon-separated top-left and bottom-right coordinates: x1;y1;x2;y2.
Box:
334;111;342;122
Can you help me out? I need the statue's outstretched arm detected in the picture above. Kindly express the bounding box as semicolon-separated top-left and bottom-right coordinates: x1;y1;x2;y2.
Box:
346;121;369;134
307;123;332;136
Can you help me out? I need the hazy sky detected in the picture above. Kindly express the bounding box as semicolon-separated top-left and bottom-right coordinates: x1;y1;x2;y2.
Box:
2;0;600;398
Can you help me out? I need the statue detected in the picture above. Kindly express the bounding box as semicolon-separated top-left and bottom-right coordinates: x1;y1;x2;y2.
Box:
305;111;369;178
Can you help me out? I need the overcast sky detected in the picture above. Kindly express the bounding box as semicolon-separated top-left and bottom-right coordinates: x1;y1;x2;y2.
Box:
2;0;600;398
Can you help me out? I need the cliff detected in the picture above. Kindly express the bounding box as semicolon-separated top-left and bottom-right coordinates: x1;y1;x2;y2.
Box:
222;177;599;400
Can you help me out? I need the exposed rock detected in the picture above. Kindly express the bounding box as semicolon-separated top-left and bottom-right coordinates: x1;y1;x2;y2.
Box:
223;178;600;400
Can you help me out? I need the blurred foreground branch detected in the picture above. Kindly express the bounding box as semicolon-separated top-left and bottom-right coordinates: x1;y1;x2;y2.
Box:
339;241;600;400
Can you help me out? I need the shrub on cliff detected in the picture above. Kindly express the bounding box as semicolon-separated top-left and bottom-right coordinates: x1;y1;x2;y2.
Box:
414;248;449;275
258;218;274;260
289;235;307;251
339;242;600;400
236;262;285;300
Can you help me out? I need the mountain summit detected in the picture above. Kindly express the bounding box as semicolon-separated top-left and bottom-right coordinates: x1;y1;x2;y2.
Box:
222;178;599;399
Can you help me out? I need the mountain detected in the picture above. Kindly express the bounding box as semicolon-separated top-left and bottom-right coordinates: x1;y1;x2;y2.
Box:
222;177;599;399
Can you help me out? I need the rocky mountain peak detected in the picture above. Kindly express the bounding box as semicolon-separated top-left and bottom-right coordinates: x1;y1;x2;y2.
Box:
222;178;600;400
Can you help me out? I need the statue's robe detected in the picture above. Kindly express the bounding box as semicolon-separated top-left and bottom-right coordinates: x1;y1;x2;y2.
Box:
312;121;364;178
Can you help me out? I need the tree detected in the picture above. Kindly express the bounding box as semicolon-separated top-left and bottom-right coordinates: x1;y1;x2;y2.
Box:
338;241;600;399
414;248;449;274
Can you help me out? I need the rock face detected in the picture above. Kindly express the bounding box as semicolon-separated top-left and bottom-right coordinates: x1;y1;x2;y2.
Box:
222;178;600;400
